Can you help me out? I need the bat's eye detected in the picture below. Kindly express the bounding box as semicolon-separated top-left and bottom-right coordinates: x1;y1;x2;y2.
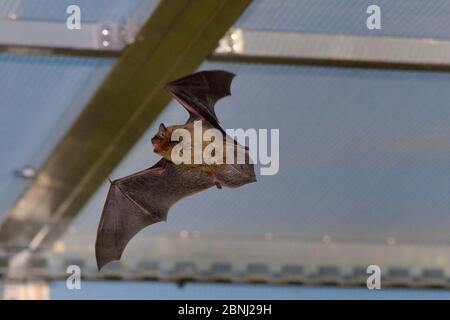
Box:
151;136;160;145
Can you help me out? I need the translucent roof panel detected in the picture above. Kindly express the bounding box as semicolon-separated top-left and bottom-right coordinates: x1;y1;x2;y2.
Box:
49;281;450;300
0;53;114;220
236;0;450;40
0;0;158;23
71;61;450;245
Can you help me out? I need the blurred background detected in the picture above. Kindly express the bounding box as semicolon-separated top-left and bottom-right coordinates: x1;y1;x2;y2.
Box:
2;0;450;299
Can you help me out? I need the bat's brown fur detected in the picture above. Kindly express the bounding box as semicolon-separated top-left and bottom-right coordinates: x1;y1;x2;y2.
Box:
150;121;254;189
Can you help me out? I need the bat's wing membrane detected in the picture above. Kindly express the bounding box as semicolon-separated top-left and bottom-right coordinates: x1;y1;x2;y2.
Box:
95;159;214;270
164;70;235;131
165;70;250;150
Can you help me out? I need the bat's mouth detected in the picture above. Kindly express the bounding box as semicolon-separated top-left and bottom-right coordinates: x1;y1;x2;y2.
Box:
152;142;162;153
151;137;161;153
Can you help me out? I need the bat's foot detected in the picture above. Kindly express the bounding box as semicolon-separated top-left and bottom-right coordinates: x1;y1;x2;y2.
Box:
208;172;223;189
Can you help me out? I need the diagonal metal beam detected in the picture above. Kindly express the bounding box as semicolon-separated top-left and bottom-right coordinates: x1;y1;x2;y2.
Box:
0;0;252;251
212;29;450;72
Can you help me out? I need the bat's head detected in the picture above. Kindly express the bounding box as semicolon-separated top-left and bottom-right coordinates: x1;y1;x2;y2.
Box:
151;123;169;153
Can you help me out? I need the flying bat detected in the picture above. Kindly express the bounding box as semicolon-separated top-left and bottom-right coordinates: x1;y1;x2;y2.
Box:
95;70;256;270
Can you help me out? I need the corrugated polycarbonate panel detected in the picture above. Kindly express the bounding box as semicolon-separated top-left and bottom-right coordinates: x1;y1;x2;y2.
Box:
236;0;450;40
71;61;450;245
0;0;155;22
0;53;114;220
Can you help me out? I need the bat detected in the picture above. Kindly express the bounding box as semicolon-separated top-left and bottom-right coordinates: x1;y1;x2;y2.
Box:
95;70;256;270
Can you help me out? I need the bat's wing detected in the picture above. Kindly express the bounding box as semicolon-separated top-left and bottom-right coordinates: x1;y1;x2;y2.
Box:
164;70;235;132
216;139;257;187
95;159;214;270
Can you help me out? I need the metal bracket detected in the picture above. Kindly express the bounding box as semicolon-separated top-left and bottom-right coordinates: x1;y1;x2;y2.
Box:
0;19;124;51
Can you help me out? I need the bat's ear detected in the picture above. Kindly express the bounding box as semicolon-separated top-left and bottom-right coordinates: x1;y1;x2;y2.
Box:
158;123;167;137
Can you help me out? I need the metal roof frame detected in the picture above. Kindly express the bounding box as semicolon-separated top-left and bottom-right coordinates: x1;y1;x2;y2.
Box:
2;234;450;288
0;0;156;56
213;29;450;72
0;0;251;251
2;0;450;291
0;19;124;51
